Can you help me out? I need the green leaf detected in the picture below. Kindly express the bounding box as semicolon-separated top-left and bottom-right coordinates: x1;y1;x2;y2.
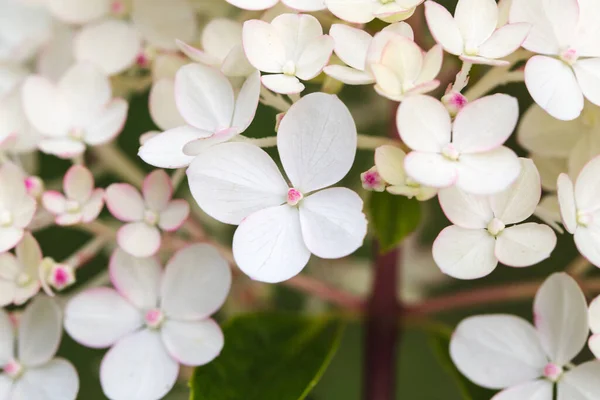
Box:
428;328;495;400
190;313;345;400
367;191;421;253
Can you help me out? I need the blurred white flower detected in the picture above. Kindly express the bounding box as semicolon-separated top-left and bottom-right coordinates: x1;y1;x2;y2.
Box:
42;165;104;226
325;0;424;23
433;158;556;279
588;295;600;358
0;232;41;305
451;273;600;399
0;163;36;253
226;0;325;11
65;245;231;400
187;93;367;283
242;14;333;94
397;94;521;194
0;0;52;63
105;170;189;257
22;63;128;159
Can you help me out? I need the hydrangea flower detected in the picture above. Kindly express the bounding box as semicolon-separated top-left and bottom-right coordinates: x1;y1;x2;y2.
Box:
433;158;557;279
22;63;128;159
242;14;333;94
425;0;530;66
64;245;231;400
187;93;367;283
451;273;600;399
324;0;424;24
42;165;104;226
557;155;600;267
139;63;260;169
397;94;521;194
0;163;36;253
105;170;189;257
226;0;325;11
511;0;600;120
0;232;41;306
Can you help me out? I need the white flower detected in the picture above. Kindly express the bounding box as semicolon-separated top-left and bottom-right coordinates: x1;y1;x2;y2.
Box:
187;93;367;283
0;0;52;63
589;295;600;359
324;22;415;85
147;79;185;131
22;63;128;159
451;273;600;400
42;165;105;226
242;14;334;94
557;155;600;267
510;0;600;120
0;232;41;305
105;170;189;258
0;163;36;253
433;158;557;279
64;245;231;400
374;145;438;200
325;0;424;24
397;94;521;194
139;63;261;169
226;0;325;11
425;0;530;66
177;18;254;77
0;296;78;400
370;35;443;101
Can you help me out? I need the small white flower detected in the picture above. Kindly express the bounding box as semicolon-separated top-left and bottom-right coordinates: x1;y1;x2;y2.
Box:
557;155;600;267
451;273;600;400
105;170;189;257
187;93;367;283
0;232;41;306
0;0;52;63
425;0;530;66
397;94;521;194
433;158;557;279
242;13;334;94
0;163;36;253
588;295;600;359
42;165;104;226
374;145;437;200
139;63;261;169
226;0;325;11
510;0;600;120
64;245;231;400
325;0;424;24
22;63;129;159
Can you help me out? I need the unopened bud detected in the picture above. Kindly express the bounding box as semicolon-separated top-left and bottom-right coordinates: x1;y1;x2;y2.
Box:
361;167;386;192
25;176;44;199
442;91;468;117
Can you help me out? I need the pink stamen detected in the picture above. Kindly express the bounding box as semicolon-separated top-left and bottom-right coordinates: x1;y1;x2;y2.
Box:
4;361;23;379
287;188;303;206
543;363;563;381
144;309;164;329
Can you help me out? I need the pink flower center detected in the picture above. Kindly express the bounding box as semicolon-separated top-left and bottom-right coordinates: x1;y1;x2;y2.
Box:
577;210;593;227
110;0;126;15
287;188;303;206
136;52;149;67
50;264;75;290
144;309;164;329
4;361;23;379
543;363;563;382
361;169;384;191
441;144;460;161
560;48;579;65
24;176;43;198
65;199;81;213
144;209;159;226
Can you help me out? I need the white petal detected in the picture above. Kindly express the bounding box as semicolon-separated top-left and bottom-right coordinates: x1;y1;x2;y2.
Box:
109;248;161;310
325;0;377;23
557;173;577;234
261;74;305;94
84;99;128;146
323;65;374;85
142;170;172;212
187;142;288;225
36;23;75;82
433;226;497;279
158;200;189;232
100;330;178;400
490;158;540;224
450;315;547;389
182;128;239;155
379;35;424;86
295;35;334;80
64;288;142;349
534;272;588;365
574;226;600;268
282;0;326;11
221;44;255;77
38;139;85;159
21;76;70;138
161;244;231;320
271;13;323;57
231;71;261;132
492;380;553;400
298;188;367;259
81;189;105;223
574;58;600;109
454;0;498;49
64;165;93;203
138;126;208;169
397;95;451;152
424;1;463;55
149;80;185;131
242;20;285;73
0;310;14;364
47;0;109;24
568;129;600;180
42;192;67;215
374;145;406;185
453;94;518;153
161;319;223;366
329;24;372;71
574;156;600;212
479;23;531;59
200;18;242;64
589;334;600;358
438;186;493;229
175;63;234;132
416;44;443;84
558;362;600;400
278;93;357;192
455;147;521;195
589;295;600;334
105;184;144;222
574;0;600;57
226;0;278;10
18;297;62;366
12;359;79;400
404;152;458;188
525;55;584;121
233;205;311;283
74;19;141;76
495;223;557;267
535;195;564;234
117;222;161;258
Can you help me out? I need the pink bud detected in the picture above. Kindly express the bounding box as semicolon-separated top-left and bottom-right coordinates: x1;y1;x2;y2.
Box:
442;92;468;117
25;176;44;198
361;167;386;192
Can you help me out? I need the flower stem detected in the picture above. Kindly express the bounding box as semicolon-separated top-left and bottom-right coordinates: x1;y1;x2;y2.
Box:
92;144;145;187
64;236;110;268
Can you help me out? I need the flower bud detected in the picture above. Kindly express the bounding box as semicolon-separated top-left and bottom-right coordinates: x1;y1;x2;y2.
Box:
361;167;386;192
442;91;468;117
25;176;44;199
